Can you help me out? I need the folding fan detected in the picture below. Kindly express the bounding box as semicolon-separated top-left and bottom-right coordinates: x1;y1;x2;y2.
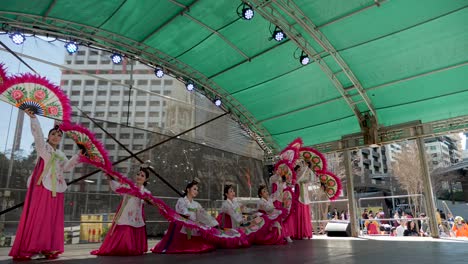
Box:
297;146;328;172
0;65;71;121
316;171;342;201
60;122;112;171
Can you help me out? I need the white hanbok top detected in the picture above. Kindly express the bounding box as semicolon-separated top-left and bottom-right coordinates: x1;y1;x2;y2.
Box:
110;180;150;228
176;197;218;235
295;164;315;205
28;117;80;195
220;199;244;228
257;197;276;214
269;174;284;203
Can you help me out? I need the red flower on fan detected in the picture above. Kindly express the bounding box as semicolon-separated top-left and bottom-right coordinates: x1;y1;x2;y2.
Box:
327;189;335;195
327;180;335;186
85;141;92;149
34;90;46;100
91;155;102;163
312;157;320;164
11;90;24;100
48;106;59;116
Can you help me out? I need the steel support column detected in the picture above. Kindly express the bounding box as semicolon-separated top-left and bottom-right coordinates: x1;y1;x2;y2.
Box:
344;150;359;237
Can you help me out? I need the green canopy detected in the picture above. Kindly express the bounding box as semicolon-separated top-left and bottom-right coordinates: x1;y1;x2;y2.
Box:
0;0;466;153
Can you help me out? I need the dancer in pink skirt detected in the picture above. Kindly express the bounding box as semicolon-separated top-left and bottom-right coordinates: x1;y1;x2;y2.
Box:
91;167;151;256
152;178;218;253
292;161;314;240
9;109;81;260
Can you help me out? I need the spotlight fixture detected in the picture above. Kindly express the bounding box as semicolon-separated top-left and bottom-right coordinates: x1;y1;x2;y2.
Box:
154;67;164;78
237;3;254;20
110;53;123;64
186;81;195;91
65;41;78;54
214;98;222;107
9;32;25;45
300;51;310;65
272;26;285;42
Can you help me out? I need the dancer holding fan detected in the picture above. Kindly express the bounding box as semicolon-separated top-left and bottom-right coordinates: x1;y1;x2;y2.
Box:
91;164;152;256
9;109;82;260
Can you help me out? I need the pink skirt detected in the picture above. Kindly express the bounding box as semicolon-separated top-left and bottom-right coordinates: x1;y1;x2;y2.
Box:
152;222;215;254
9;159;65;259
293;203;312;239
91;224;147;255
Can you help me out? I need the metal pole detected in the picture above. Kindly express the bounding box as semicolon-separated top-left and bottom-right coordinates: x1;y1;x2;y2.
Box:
344;150;358;237
416;137;439;238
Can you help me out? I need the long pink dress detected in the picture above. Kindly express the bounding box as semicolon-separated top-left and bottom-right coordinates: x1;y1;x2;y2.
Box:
91;181;149;255
152;197;217;254
257;197;287;245
292;165;313;239
9;118;80;259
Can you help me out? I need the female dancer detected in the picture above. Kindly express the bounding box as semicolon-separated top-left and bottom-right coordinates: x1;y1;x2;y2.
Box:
91;167;151;255
292;160;314;240
257;185;287;244
218;184;282;245
9;109;81;260
152;178;218;253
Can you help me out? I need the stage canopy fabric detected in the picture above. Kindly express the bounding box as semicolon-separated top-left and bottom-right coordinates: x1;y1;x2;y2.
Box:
0;0;466;153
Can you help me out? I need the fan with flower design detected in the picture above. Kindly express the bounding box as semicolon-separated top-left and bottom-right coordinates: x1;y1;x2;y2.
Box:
274;160;296;184
0;65;71;121
60;122;112;171
316;171;342;200
297;146;328;173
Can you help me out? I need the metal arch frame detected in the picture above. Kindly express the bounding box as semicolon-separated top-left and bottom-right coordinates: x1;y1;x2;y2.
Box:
248;0;379;127
0;12;277;153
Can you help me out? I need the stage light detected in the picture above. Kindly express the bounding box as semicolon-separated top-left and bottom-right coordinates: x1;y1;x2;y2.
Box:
238;3;254;20
300;51;310;65
154;67;164;78
272;26;285;42
65;41;78;54
9;32;25;45
110;53;123;64
186;81;195;91
214;99;222;107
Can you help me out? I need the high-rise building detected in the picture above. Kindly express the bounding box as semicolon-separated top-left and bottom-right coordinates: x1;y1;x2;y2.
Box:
60;48;190;193
425;134;462;170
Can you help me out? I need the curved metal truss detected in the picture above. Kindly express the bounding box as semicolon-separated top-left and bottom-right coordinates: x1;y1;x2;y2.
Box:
248;0;381;142
0;11;277;154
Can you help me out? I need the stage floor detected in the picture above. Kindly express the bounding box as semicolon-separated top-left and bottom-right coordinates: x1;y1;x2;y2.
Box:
1;236;467;264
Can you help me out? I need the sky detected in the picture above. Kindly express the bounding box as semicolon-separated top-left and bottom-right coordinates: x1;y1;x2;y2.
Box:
0;34;64;155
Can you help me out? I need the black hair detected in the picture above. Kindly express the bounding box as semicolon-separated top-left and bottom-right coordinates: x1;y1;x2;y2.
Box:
257;184;267;198
140;167;150;186
46;125;63;144
294;165;300;172
184;179;199;197
223;184;233;200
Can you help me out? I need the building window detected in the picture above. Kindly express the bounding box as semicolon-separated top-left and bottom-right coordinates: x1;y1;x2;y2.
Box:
120;133;130;139
84;91;94;96
95;133;102;139
151;101;161;107
164;80;173;85
105;144;116;150
97;90;107;96
137;80;148;86
83;101;92;106
108;112;118;117
109;101;119;106
96;101;106;106
107;123;117;128
77;50;85;56
133;145;143;150
134;134;144;139
90;50;99;56
85;80;95;86
63;144;74;150
71;90;80;96
88;60;97;65
98;80;107;86
151;80;161;86
95;112;105;117
136;101;147;106
71;80;82;86
163;90;171;96
111;90;120;96
149;112;159;118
